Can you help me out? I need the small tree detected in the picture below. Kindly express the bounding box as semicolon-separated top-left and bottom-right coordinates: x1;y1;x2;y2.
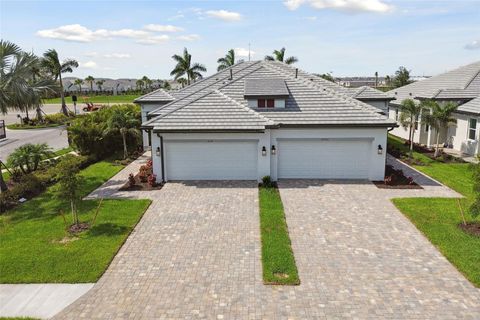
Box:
55;156;83;227
7;143;53;174
104;109;140;159
399;99;423;157
422;100;458;157
392;66;413;88
470;158;480;219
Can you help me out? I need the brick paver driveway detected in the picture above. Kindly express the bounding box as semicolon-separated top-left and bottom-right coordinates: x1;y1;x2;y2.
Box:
55;178;480;319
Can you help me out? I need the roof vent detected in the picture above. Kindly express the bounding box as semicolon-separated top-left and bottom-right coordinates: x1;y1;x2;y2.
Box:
409;92;412;96
229;69;233;80
295;68;298;78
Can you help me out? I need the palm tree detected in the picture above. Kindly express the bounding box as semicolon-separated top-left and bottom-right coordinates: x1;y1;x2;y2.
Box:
177;78;187;88
265;47;298;65
7;143;53;174
422;100;458;157
85;75;95;92
217;49;235;71
136;79;144;91
162;81;171;90
41;49;78;116
399;98;424;157
0;40;56;116
74;79;84;93
170;48;207;85
104;109;140;159
95;79;105;92
142;76;153;91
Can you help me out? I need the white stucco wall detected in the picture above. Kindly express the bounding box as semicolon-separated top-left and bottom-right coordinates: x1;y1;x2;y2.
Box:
151;127;387;182
448;113;480;155
140;103;169;148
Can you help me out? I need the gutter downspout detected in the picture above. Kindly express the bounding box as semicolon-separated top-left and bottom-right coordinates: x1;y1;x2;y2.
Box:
157;134;165;183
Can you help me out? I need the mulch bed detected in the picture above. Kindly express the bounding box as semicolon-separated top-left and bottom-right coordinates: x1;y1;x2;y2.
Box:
373;165;422;189
68;222;90;234
459;222;480;237
119;172;163;191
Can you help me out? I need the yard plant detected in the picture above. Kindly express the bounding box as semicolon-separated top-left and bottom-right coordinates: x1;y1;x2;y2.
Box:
259;180;299;285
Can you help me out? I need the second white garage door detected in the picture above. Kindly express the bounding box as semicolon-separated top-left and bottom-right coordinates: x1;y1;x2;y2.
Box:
165;140;258;180
278;139;371;179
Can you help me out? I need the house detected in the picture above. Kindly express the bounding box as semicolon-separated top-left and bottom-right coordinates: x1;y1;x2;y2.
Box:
388;61;480;156
137;61;396;182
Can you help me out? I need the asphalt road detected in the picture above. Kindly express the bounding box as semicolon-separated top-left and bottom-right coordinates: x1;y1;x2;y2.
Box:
0;126;69;162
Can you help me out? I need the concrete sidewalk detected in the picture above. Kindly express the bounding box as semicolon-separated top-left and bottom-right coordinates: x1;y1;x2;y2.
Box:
0;283;94;319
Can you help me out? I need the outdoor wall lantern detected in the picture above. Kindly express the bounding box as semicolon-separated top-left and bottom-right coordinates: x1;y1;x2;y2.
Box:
377;144;383;155
156;146;161;157
262;146;267;156
271;145;276;155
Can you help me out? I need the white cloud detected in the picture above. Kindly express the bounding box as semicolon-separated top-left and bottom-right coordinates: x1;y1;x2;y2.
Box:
177;34;201;41
84;51;98;57
81;61;98;69
109;29;150;38
235;47;255;58
103;53;131;58
205;10;242;22
143;24;184;32
284;0;393;13
168;14;185;21
136;35;170;45
465;40;480;50
36;24;108;42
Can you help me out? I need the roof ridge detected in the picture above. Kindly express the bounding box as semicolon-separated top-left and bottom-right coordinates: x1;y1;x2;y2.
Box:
148;61;262;116
263;62;385;119
464;69;480;89
215;90;274;126
354;86;368;97
134;88;174;102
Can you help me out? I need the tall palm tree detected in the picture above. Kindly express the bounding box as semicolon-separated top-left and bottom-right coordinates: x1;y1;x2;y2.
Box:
142;76;153;91
95;79;105;91
265;47;298;65
104;109;140;159
399;98;424;157
41;49;78;116
74;79;84;93
85;75;95;92
170;48;207;85
422;100;458;157
217;49;235;71
176;78;187;88
0;40;56;116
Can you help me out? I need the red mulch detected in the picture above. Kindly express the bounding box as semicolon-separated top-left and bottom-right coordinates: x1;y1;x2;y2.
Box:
373;165;422;189
459;222;480;237
119;173;163;191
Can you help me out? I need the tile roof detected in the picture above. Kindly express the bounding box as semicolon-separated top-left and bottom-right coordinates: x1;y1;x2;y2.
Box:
133;89;174;102
141;60;396;132
388;61;480;105
350;86;395;100
457;96;480;115
244;78;289;97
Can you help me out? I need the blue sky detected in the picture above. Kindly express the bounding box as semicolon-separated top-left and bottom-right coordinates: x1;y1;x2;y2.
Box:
1;0;479;79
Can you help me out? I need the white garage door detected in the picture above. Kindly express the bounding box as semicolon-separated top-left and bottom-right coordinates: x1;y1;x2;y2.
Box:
165;140;258;180
278;139;370;179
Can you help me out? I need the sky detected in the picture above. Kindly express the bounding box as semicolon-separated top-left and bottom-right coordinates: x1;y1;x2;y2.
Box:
1;0;479;79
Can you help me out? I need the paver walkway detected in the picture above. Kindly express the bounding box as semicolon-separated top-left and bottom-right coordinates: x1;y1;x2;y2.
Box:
53;157;480;319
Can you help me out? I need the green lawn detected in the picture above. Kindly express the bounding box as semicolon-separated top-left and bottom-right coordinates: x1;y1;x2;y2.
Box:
0;161;151;283
6;123;63;130
388;135;479;287
42;95;140;104
259;186;299;285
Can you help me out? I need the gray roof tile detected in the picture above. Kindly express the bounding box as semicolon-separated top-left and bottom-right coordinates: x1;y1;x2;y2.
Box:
457;96;480;115
244;78;289;97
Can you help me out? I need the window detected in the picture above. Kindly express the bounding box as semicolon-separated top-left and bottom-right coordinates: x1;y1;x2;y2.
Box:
267;99;275;108
468;118;477;140
257;99;265;108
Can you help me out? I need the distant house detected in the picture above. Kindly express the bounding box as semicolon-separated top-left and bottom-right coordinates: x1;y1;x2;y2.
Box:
388;61;480;156
136;61;396;182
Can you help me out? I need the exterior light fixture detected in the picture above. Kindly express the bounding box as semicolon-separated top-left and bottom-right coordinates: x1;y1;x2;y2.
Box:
271;145;276;155
156;146;161;157
377;144;383;155
262;146;267;156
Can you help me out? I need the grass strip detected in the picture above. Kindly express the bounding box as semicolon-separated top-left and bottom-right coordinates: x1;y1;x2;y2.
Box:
259;186;299;285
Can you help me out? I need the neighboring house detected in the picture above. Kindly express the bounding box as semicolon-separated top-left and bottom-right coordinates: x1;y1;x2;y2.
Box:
137;61;396;182
388;61;480;156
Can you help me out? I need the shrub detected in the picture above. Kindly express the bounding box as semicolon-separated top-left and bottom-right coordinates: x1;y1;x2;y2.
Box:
44;113;69;125
261;176;275;188
7;143;54;174
0;174;45;213
147;174;157;187
68;104;141;160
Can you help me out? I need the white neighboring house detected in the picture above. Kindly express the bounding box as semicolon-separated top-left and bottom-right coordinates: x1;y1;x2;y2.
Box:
137;61;397;182
388;61;480;157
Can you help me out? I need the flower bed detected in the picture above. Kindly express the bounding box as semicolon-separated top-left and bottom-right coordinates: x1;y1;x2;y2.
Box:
373;165;422;189
119;160;163;191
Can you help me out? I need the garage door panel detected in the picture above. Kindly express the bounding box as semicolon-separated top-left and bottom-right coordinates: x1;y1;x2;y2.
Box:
165;141;258;180
278;139;370;179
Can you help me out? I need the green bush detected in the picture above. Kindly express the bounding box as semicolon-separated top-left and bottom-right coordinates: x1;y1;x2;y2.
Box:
44;113;69;124
68;104;141;160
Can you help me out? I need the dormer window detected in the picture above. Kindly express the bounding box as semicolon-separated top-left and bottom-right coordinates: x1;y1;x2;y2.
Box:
245;78;289;110
257;99;275;108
